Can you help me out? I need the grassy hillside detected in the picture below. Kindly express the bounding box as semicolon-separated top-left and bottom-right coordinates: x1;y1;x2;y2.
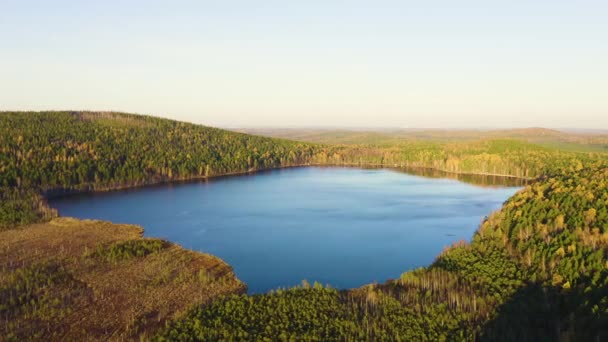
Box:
0;218;245;341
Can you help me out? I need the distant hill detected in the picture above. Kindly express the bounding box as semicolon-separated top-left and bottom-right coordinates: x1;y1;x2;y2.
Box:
238;127;608;152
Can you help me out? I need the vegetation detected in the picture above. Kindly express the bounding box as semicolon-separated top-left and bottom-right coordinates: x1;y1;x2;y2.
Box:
242;127;608;152
87;238;167;263
476;162;608;340
0;263;76;321
0;111;318;191
0;111;323;229
155;281;487;341
1;111;608;340
0;218;245;341
321;139;606;179
0;187;56;229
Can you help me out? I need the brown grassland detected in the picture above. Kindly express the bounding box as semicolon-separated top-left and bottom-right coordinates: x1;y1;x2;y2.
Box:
0;218;245;341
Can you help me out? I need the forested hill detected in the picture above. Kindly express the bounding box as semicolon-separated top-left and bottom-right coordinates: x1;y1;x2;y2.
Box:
0;111;319;227
0;111;317;191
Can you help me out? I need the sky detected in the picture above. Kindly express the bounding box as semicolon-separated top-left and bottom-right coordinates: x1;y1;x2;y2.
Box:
1;1;607;128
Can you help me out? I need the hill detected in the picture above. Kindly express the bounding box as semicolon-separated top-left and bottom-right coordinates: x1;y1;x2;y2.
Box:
0;111;319;228
239;127;608;152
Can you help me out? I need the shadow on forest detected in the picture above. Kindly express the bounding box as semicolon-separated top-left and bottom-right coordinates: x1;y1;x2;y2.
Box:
478;282;607;342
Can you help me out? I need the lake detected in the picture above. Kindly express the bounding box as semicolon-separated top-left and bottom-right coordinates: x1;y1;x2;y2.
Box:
50;167;522;293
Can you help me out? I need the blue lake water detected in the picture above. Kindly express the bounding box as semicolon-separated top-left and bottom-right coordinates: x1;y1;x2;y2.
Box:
49;167;521;293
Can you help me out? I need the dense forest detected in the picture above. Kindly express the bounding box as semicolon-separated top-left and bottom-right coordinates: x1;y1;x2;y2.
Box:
0;111;318;190
0;111;317;228
1;111;607;340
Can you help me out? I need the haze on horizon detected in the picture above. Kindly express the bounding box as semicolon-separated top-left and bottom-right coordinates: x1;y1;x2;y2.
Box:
1;1;607;129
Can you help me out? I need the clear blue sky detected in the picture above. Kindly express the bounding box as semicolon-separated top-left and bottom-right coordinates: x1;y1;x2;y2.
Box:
1;1;607;128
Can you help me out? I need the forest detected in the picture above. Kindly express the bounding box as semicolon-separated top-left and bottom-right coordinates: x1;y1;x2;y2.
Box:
0;111;318;228
1;111;607;340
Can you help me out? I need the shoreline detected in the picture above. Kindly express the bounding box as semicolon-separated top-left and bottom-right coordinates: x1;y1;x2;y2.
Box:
42;162;534;201
44;164;526;295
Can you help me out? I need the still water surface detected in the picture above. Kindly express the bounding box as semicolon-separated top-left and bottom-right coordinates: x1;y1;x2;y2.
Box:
50;167;521;293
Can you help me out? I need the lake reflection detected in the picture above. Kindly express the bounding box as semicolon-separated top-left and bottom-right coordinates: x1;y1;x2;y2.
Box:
50;167;521;293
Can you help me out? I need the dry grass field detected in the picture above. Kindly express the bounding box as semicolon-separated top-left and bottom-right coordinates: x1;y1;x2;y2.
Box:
0;218;246;341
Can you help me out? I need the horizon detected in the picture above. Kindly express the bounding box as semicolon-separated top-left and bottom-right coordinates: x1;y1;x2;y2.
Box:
231;125;608;133
3;110;608;133
1;1;607;128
